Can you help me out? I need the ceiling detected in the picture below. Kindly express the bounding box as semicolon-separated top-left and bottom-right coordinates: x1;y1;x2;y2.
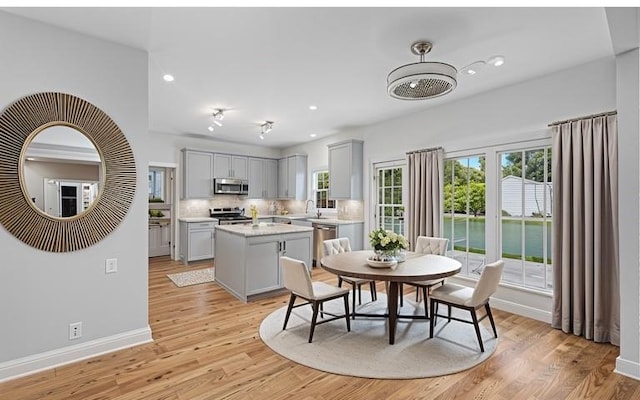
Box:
3;7;613;148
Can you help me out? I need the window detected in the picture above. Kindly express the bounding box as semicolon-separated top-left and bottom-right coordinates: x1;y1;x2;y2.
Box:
443;156;486;276
148;168;165;201
499;147;552;290
443;141;553;292
312;170;335;209
374;164;405;235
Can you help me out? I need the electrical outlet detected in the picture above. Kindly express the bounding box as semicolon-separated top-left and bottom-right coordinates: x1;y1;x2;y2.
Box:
105;258;117;274
69;322;82;340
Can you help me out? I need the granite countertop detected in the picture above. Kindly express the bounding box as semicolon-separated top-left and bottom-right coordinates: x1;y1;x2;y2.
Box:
216;223;313;237
178;217;218;223
259;214;363;225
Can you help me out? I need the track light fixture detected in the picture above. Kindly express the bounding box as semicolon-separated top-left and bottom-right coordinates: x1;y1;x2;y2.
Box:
260;121;274;140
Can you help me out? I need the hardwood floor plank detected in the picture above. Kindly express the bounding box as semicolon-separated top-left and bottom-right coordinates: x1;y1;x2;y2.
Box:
0;256;638;399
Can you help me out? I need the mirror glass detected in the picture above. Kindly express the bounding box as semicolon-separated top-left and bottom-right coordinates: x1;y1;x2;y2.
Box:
22;125;103;218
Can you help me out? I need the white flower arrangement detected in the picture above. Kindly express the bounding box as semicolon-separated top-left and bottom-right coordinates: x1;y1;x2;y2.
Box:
368;228;408;254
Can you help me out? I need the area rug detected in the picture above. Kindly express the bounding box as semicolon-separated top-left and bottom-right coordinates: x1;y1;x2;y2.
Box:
167;267;215;287
259;293;498;379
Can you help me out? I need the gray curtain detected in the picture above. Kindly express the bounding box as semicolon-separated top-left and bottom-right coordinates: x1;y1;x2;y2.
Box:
551;115;619;345
406;148;443;250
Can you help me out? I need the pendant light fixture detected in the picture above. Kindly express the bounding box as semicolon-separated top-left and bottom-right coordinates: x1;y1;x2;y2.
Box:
387;41;457;100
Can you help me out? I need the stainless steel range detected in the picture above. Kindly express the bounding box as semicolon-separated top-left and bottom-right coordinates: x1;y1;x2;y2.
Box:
209;207;253;225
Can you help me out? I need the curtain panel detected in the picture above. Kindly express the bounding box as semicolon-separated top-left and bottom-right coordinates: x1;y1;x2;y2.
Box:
551;115;619;345
406;148;443;250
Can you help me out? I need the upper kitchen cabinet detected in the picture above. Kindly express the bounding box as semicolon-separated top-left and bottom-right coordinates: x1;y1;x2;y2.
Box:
248;157;278;199
213;153;248;179
328;139;363;200
182;149;214;199
278;155;307;200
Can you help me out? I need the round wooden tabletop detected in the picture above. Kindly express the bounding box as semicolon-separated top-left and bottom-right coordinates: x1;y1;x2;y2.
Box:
320;250;462;282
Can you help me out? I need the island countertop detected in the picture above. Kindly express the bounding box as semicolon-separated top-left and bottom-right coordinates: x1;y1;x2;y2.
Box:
215;222;313;237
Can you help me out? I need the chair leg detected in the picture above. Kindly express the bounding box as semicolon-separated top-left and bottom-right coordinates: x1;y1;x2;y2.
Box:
447;305;452;321
357;283;362;305
351;283;357;319
283;293;296;330
416;286;420;302
429;299;437;338
338;276;343;287
470;308;484;352
422;286;429;318
485;303;498;338
309;301;320;343
399;283;404;307
320;301;324;318
342;294;351;332
370;281;377;301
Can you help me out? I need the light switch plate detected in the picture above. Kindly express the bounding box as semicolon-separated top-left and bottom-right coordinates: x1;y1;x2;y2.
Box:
105;258;117;274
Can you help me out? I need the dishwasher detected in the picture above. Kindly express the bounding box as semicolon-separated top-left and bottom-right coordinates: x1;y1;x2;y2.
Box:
313;223;336;267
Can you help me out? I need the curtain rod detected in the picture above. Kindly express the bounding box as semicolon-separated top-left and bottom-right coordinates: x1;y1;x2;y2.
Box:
547;110;617;127
406;146;443;155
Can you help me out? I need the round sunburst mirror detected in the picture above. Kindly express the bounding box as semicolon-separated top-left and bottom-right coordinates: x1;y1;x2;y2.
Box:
0;92;136;252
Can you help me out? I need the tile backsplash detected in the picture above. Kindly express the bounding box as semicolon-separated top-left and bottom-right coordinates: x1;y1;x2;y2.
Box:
179;197;364;220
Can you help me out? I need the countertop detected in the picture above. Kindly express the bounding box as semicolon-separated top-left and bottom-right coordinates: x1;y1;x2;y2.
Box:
216;223;313;237
178;217;218;223
259;214;364;225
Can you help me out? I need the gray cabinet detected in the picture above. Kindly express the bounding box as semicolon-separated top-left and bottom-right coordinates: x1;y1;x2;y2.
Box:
277;155;307;200
179;220;216;265
328;139;363;200
214;228;313;301
149;223;171;257
182;150;214;199
214;154;248;179
336;222;364;251
248;157;278;199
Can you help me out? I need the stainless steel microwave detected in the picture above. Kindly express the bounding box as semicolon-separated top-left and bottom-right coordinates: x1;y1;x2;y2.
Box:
213;178;249;195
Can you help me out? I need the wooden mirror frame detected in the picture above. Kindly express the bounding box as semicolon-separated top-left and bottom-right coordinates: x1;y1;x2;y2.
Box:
0;92;136;252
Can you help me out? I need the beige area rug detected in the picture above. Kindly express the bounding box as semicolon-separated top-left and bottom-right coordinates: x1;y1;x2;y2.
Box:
167;267;215;287
259;293;498;379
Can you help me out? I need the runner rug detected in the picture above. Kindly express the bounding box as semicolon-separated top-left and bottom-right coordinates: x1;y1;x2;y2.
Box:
167;267;215;287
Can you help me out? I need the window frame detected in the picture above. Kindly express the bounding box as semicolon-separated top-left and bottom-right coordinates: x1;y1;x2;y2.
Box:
311;169;336;211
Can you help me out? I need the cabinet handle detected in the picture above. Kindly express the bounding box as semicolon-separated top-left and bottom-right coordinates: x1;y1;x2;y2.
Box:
283;241;286;252
278;241;282;252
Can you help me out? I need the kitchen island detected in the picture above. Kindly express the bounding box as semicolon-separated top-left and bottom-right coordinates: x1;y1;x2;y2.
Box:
214;223;313;302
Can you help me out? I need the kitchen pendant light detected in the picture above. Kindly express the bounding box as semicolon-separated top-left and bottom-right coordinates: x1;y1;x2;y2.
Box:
387;41;457;100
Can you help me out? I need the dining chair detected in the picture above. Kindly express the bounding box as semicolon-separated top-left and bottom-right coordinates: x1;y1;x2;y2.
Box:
281;256;351;343
400;236;449;316
429;259;504;352
322;237;378;319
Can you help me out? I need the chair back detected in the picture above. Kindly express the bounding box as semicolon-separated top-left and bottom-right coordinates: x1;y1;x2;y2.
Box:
281;256;314;298
469;260;504;306
322;237;352;256
415;236;448;256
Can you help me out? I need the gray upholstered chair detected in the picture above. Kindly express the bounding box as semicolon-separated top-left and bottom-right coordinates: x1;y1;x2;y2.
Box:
322;237;377;318
281;256;350;343
400;236;449;316
429;259;504;352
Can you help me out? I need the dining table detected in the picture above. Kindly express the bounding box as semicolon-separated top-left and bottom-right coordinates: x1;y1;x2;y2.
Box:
320;250;462;344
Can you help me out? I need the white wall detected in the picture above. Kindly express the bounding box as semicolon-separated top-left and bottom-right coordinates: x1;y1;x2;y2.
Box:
0;12;150;380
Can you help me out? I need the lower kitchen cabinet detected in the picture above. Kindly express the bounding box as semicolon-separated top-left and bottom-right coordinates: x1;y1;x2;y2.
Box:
214;227;313;302
149;223;171;257
179;220;216;265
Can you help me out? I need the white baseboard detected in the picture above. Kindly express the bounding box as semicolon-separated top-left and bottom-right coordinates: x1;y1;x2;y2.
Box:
615;357;640;381
0;326;153;383
490;297;552;324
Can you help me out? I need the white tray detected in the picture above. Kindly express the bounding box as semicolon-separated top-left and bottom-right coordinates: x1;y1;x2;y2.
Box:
366;257;398;268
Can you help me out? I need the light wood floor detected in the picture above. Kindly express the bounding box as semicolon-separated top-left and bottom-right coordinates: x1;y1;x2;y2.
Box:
2;256;639;399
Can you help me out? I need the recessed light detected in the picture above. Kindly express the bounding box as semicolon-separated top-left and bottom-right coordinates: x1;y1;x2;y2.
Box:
310;134;317;138
487;55;505;67
163;74;174;82
207;126;214;132
460;61;486;76
309;105;318;111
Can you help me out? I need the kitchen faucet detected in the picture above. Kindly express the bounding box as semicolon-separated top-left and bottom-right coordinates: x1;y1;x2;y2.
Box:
305;199;315;214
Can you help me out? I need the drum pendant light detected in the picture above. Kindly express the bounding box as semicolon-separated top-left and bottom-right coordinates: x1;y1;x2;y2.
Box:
387;41;457;100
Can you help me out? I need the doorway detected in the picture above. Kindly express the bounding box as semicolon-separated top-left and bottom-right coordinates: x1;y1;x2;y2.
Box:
148;163;177;259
